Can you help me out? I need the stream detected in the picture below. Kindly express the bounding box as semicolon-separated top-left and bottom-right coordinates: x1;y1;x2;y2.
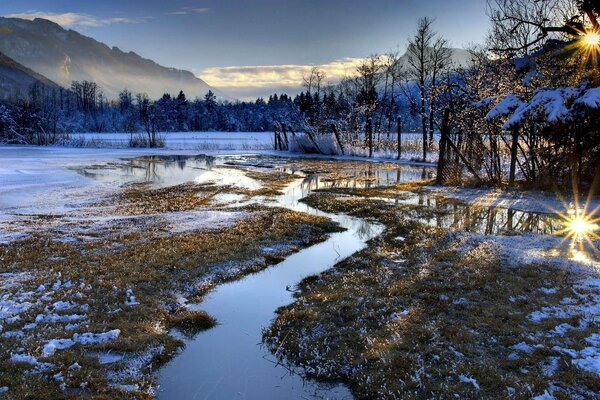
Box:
156;167;387;399
74;154;582;399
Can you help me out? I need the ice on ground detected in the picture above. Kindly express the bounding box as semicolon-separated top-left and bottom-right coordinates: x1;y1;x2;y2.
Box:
125;289;139;306
43;329;120;356
458;375;480;390
193;168;261;190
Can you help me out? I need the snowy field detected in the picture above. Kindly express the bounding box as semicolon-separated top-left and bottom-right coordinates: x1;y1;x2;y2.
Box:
1;144;600;399
68;132;274;150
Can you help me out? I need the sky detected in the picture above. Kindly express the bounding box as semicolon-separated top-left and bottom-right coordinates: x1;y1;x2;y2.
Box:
0;0;491;100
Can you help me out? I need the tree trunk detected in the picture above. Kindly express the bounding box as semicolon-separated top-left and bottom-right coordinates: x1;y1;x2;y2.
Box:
396;117;402;161
509;128;519;187
436;109;450;184
420;85;428;162
367;117;373;158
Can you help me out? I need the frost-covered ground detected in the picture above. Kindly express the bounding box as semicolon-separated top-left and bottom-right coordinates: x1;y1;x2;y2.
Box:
265;185;600;399
68;131;274;150
3;143;600;398
0;146;341;398
423;185;600;216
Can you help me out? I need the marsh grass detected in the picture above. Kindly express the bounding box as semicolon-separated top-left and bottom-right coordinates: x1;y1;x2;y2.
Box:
264;193;600;399
0;167;341;399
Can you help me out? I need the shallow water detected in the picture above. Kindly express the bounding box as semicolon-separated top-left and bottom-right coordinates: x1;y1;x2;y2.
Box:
73;154;591;398
152;158;393;399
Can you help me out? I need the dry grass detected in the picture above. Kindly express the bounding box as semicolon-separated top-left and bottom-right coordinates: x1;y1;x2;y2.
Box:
0;168;341;399
264;194;600;399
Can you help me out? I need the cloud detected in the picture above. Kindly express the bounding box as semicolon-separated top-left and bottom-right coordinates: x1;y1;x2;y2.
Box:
199;58;365;90
5;11;151;28
167;8;209;16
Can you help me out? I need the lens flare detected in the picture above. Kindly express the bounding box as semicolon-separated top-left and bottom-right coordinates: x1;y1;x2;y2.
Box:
568;213;598;240
583;31;600;47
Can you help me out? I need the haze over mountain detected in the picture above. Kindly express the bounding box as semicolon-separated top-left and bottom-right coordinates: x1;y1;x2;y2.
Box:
203;46;474;101
0;17;229;100
0;50;59;99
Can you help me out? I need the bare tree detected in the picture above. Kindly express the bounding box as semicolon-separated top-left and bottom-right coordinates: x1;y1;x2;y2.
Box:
487;0;600;55
303;66;327;97
355;55;383;157
407;17;435;161
428;37;453;144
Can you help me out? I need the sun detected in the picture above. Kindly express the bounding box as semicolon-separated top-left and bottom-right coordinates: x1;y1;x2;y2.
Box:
568;213;599;240
583;31;600;47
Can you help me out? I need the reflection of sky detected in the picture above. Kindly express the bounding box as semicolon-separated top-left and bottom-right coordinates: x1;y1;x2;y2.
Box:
1;0;490;98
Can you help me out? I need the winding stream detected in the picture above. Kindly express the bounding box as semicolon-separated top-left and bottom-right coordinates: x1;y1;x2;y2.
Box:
156;172;385;399
75;154;579;398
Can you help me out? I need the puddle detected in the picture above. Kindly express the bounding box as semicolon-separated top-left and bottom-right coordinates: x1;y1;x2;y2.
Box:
380;193;564;236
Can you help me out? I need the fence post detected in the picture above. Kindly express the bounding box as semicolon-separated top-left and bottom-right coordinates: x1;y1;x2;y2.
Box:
436;109;450;184
367;117;373;158
396;117;402;161
332;124;345;155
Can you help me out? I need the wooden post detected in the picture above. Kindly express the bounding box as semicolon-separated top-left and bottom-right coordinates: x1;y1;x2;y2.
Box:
288;125;308;153
396;117;402;161
280;123;290;150
445;137;481;182
436;109;450;184
508;128;519;187
367;117;373;158
305;129;323;154
273;124;278;150
332;124;345;155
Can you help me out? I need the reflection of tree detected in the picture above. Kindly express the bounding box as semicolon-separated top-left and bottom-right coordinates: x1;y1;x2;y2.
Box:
433;199;560;235
354;219;376;240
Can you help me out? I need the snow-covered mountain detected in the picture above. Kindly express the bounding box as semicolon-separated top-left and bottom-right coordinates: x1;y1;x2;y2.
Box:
0;50;59;99
0;17;230;100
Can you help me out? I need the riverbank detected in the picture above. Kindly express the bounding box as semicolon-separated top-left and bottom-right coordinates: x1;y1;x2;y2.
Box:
0;155;342;398
263;188;600;399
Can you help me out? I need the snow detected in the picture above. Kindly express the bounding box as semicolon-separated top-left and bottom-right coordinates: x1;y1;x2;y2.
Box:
43;329;121;356
10;353;53;370
574;87;600;109
125;289;139;306
10;353;39;365
532;390;556;400
165;210;247;233
193;167;262;190
458;375;480;390
485;85;600;129
485;94;523;119
69;132;273;150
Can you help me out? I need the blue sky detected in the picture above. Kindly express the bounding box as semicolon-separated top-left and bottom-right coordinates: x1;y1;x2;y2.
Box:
1;0;490;99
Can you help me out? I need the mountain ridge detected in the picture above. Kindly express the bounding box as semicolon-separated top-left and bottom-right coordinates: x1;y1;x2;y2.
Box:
0;17;231;101
0;50;60;99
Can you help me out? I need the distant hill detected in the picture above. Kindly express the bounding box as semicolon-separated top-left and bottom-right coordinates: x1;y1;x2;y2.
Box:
0;50;59;99
0;17;230;100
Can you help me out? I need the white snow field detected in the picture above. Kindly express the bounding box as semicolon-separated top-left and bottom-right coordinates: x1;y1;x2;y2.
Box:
68;131;274;150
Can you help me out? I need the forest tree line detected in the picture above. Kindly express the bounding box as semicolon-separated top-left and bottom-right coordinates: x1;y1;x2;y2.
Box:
1;0;599;191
